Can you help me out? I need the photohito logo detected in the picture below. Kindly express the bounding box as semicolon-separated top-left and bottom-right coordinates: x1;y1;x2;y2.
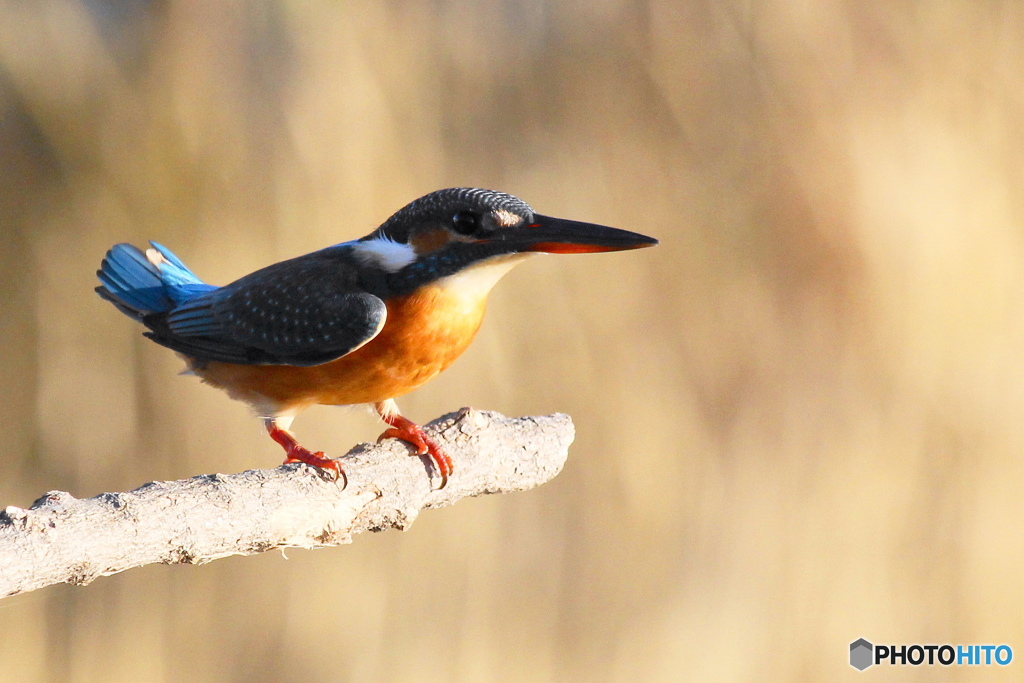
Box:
850;638;1012;670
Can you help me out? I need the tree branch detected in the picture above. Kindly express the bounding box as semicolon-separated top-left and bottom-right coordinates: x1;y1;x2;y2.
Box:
0;409;573;598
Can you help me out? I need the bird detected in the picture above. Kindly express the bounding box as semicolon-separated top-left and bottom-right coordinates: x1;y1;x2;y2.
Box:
96;187;657;489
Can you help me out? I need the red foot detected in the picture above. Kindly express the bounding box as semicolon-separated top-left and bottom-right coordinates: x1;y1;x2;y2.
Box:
377;413;452;489
267;424;346;486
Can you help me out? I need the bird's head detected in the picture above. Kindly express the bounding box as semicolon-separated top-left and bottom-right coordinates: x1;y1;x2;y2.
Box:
352;188;657;295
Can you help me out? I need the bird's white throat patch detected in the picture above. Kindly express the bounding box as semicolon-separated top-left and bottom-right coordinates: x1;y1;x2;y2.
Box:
434;253;533;300
350;237;417;272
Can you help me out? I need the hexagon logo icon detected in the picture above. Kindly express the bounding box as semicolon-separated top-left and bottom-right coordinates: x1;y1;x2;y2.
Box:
850;638;873;670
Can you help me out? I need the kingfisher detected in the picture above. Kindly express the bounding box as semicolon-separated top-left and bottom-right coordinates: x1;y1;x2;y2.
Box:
96;188;657;488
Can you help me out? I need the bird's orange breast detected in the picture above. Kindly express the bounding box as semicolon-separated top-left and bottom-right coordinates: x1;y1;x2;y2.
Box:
193;283;489;415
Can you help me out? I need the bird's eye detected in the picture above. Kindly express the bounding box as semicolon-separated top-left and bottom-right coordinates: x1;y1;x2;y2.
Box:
451;211;480;235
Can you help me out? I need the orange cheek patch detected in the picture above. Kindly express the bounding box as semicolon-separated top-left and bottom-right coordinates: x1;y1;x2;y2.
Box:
411;229;452;254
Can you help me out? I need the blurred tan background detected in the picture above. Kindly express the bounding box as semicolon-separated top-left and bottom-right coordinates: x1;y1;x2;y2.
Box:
2;1;1023;680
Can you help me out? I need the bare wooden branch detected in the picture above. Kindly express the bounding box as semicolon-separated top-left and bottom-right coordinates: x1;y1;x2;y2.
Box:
0;409;573;598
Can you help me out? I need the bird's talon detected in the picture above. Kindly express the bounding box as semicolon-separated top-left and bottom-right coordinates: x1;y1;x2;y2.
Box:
319;465;347;486
285;451;346;486
378;427;429;454
269;424;347;487
377;428;403;444
375;414;452;488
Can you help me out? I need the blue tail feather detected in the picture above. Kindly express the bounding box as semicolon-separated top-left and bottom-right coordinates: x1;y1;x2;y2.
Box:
148;241;192;274
96;243;217;320
105;248;149;290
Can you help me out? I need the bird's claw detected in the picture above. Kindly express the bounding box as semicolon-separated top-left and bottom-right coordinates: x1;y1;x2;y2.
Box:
283;448;347;486
377;422;452;489
269;422;347;487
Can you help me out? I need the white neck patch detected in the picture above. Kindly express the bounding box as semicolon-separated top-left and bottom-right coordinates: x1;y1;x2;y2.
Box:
435;253;533;300
349;237;417;273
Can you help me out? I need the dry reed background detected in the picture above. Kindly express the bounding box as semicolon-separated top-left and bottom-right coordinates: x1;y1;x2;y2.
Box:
1;1;1023;681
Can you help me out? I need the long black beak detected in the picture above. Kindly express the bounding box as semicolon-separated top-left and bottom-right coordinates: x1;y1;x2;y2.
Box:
505;214;658;254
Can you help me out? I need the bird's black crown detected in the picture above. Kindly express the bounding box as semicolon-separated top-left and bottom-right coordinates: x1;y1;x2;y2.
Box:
372;188;534;243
